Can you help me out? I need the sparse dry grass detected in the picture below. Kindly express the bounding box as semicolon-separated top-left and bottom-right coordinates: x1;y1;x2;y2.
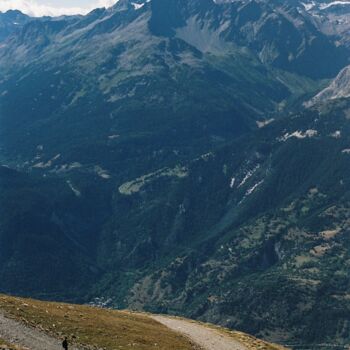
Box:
222;329;288;350
151;315;289;350
0;295;199;350
0;338;25;350
200;323;288;350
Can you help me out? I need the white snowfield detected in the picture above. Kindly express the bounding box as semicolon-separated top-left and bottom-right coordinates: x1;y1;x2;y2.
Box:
319;1;350;10
302;1;350;11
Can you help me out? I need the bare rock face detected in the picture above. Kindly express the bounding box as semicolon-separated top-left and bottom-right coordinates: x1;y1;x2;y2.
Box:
306;65;350;106
0;10;31;41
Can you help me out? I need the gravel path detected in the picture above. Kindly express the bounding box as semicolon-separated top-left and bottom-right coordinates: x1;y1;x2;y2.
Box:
0;313;77;350
152;315;248;350
0;310;247;350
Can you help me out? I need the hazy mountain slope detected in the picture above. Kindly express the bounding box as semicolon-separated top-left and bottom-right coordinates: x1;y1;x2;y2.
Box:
0;0;327;199
0;0;349;347
0;0;337;177
0;166;109;300
149;0;349;78
97;100;350;346
0;10;31;41
0;3;288;162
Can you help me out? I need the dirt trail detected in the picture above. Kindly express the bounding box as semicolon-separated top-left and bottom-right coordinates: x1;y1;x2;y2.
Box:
0;309;247;350
0;313;78;350
152;315;248;350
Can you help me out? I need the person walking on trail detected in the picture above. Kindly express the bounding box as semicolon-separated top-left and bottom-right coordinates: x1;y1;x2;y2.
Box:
62;337;68;350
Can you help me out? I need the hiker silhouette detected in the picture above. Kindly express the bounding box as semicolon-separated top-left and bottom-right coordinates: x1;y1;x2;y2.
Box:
62;337;68;350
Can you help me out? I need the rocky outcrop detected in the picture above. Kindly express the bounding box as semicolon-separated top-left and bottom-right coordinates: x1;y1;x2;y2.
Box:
306;65;350;106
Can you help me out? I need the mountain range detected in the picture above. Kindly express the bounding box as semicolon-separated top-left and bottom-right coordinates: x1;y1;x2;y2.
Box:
1;0;350;347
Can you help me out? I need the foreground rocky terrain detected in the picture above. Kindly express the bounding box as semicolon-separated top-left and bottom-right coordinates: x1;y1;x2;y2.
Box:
0;294;283;350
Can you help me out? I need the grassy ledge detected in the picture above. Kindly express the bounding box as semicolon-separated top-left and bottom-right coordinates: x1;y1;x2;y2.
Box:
0;294;287;350
0;295;199;350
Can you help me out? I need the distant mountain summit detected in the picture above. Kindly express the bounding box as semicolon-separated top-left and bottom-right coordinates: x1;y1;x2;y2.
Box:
0;10;31;41
1;0;348;77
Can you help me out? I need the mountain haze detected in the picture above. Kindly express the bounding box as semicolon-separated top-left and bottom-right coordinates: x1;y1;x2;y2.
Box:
0;0;350;347
0;10;31;41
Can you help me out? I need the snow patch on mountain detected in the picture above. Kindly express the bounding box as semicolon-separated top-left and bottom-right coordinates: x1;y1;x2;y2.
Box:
67;180;81;197
246;180;264;196
32;154;61;169
301;0;350;11
256;119;274;128
279;130;318;141
330;131;342;138
131;1;151;10
238;165;260;188
319;1;350;10
302;1;316;11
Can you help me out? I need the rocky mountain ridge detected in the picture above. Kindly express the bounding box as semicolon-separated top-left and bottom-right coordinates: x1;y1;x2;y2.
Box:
307;65;350;105
0;10;32;41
